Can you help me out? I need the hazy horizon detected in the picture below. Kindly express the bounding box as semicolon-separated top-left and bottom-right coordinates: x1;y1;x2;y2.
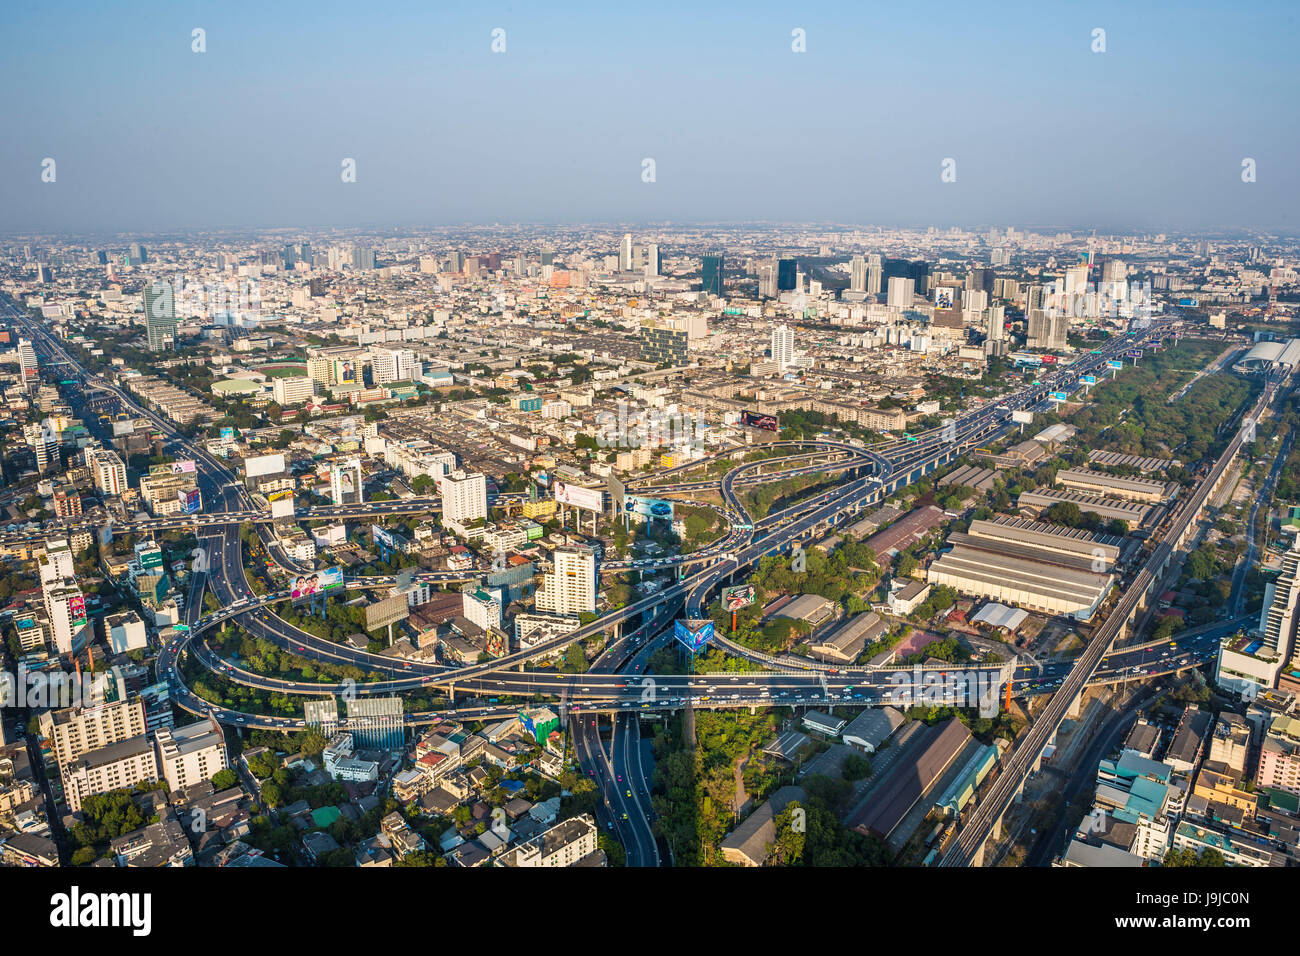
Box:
4;0;1297;235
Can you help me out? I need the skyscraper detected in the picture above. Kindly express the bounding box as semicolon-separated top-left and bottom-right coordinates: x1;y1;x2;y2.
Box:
777;258;797;292
771;325;795;369
17;338;38;389
701;254;725;297
144;281;176;351
619;234;633;272
645;243;660;278
850;255;866;293
757;260;778;298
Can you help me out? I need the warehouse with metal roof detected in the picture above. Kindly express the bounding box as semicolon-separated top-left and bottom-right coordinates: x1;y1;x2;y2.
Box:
926;517;1118;620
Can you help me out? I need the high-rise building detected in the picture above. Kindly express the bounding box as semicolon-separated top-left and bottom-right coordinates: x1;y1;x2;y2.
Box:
371;346;416;384
17;338;38;388
985;305;1007;342
771;325;795;369
351;247;376;270
440;470;487;524
1027;310;1068;350
867;263;882;295
144;281;177;351
639;319;690;365
23;422;57;474
701;254;725;297
645;243;660;278
39;698;147;774
850;255;867;293
535;546;596;616
330;459;363;506
90;449;128;496
777;258;797;292
757;260;779;298
619;234;633;272
155;718;228;792
887;277;915;309
272;375;315;405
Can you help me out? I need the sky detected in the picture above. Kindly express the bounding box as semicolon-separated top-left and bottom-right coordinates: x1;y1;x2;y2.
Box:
2;0;1297;236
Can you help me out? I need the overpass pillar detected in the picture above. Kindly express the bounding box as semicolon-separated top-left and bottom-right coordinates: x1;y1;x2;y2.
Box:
971;837;988;868
1066;691;1083;720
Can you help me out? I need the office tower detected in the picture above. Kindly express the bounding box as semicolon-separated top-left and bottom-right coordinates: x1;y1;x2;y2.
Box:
887;277;915;309
1027;310;1068;350
90;449;128;496
701;254;725;297
128;242;148;264
850;255;866;293
440;470;487;524
272;375;315;405
371;346;416;384
619;234;633;272
1102;258;1127;282
541;248;554;267
771;325;795;369
645;243;660;278
144;281;177;351
446;250;464;272
1026;284;1045;313
537;546;597;616
351;247;376;270
96;250;109;265
777;258;797;292
17;338;38;388
758;260;778;298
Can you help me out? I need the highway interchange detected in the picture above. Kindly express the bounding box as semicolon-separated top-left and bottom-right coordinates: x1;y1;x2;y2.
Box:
5;295;1254;865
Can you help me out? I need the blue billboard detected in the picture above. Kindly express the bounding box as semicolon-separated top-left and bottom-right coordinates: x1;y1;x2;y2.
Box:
220;426;236;440
290;566;343;601
1080;375;1097;385
674;618;714;653
625;495;675;522
178;487;202;514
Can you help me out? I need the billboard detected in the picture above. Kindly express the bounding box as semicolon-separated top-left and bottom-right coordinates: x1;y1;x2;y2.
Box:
1040;354;1057;365
534;470;549;486
674;618;714;653
178;487;202;514
245;453;285;478
1050;391;1069;402
625;495;675;522
1107;360;1124;370
553;481;604;513
741;410;778;432
290;567;343;601
220;426;236;440
371;524;399;550
171;460;197;474
365;592;410;631
336;360;357;386
721;585;755;612
1080;375;1097;385
68;594;86;626
484;627;507;659
933;287;954;310
1010;410;1034;425
270;495;295;519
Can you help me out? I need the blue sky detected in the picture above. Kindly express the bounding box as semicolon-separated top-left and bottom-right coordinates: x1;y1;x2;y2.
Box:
2;0;1296;234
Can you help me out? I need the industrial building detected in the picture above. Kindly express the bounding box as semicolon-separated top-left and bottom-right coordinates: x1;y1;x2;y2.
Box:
1054;468;1178;505
1017;487;1155;527
925;516;1121;620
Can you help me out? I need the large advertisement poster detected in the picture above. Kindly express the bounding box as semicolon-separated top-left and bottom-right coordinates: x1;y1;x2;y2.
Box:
934;287;954;310
245;453;286;478
625;495;675;521
553;481;603;513
290;567;343;600
674;618;714;652
171;460;197;474
178;488;202;514
69;595;86;626
721;584;755;612
741;411;778;432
